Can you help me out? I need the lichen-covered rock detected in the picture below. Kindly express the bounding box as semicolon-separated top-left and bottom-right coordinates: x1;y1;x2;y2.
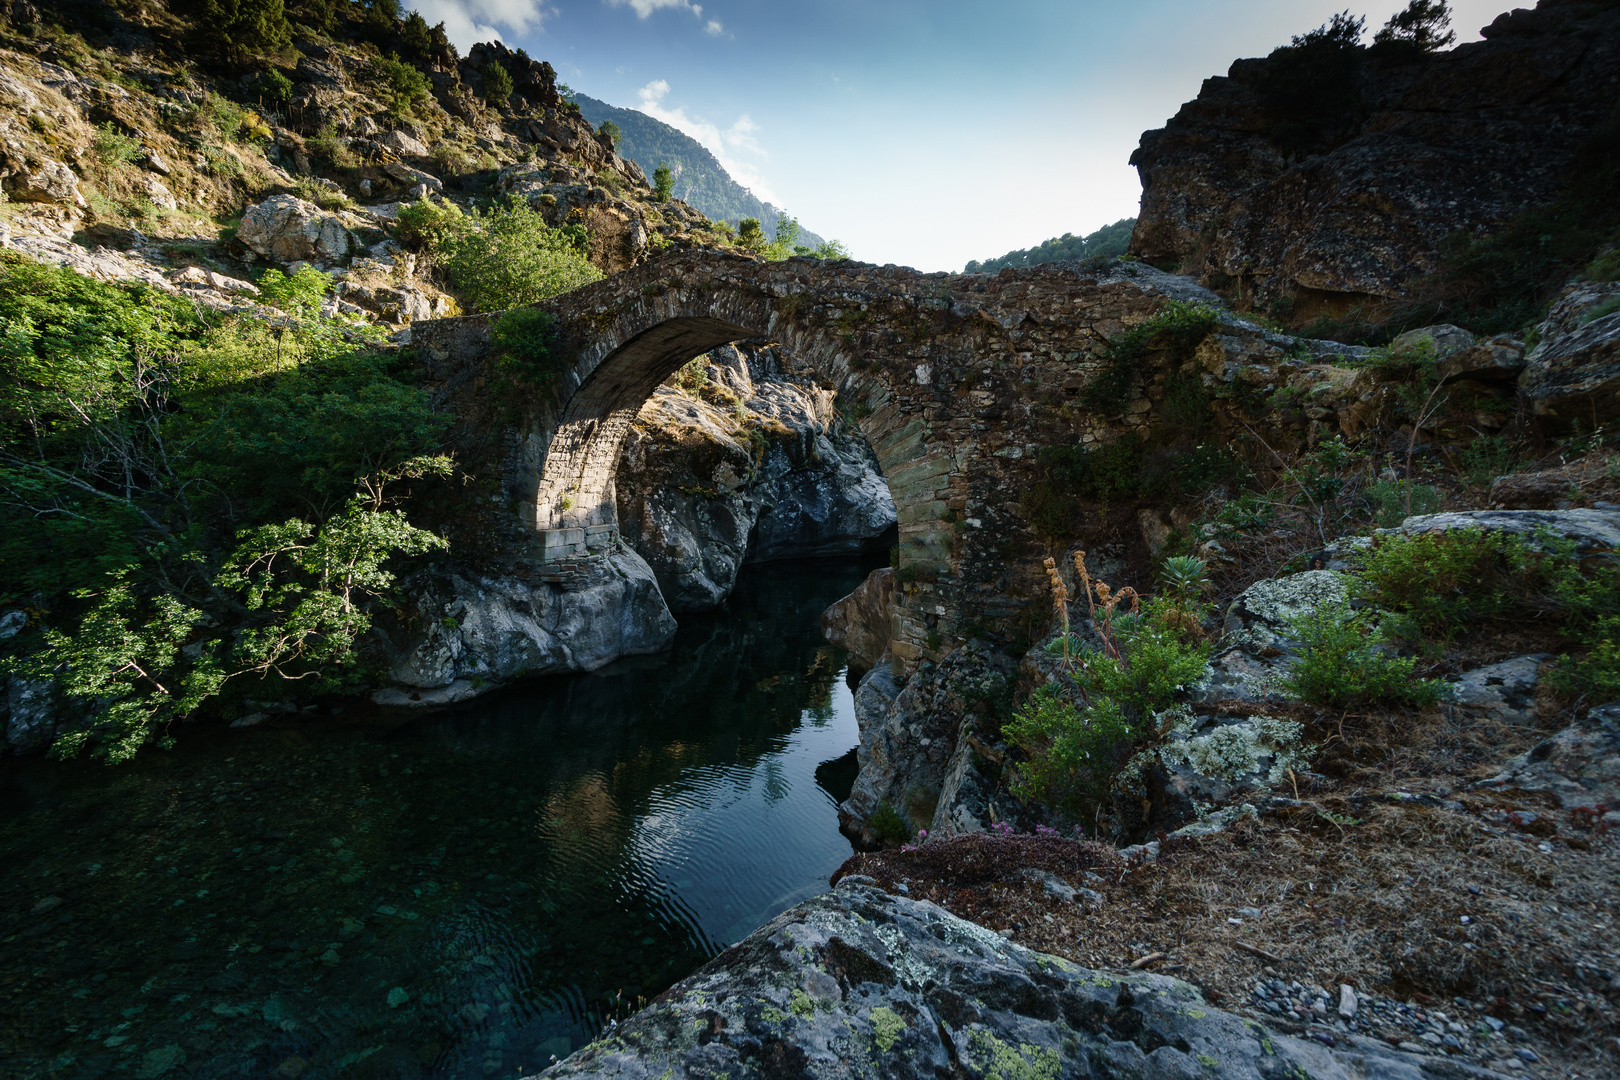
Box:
1474;702;1620;814
821;567;894;676
1193;571;1347;704
1391;508;1620;554
536;881;1507;1080
1438;334;1525;385
236;194;358;266
3;677;57;755
370;547;676;704
1519;302;1620;426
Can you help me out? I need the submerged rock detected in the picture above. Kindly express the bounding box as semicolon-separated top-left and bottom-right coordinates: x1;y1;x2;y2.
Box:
537;880;1504;1080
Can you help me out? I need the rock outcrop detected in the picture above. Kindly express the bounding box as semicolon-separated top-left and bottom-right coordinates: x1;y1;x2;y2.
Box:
615;343;896;613
1130;0;1620;308
369;546;677;706
537;879;1507;1080
820;567;895;676
236;194;359;266
1519;280;1620;426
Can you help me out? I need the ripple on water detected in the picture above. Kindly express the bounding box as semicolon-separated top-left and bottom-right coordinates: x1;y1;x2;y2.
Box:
0;558;876;1080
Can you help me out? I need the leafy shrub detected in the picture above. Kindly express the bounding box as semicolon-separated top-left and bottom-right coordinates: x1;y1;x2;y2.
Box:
254;67;294;107
491;308;562;383
1280;602;1443;708
435;198;601;312
1460;434;1520;489
653;163;674;201
393;196;465;251
480;62;513;105
90;122;140;171
174;0;293;67
1580;297;1620;326
307;124;358;168
736;218;765;251
1353;528;1537;640
430;144;471;176
377;54;432;122
1372;0;1454;52
595;120;620;145
869;800;911;846
1585;248;1620;283
257;264;331;316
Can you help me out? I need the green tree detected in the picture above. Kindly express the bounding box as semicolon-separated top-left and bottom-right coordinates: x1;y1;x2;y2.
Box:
1257;11;1367;152
653;163;674;201
481;62;514;106
177;0;293;68
1374;0;1454;51
596;120;621;146
376;54;432;122
736;217;765;252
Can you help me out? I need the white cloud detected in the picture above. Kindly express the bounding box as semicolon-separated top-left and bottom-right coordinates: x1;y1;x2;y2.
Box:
636;80;779;205
604;0;721;36
410;0;553;49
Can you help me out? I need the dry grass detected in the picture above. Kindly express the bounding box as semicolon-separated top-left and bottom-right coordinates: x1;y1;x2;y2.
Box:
839;694;1620;1077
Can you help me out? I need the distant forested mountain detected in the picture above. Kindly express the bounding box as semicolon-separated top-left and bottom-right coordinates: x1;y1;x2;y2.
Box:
573;93;826;249
964;218;1135;273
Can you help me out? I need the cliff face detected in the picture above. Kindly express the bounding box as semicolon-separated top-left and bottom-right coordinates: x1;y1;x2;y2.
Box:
1129;0;1620;312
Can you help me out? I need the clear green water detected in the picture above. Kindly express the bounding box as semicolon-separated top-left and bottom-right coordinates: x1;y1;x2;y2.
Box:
0;560;874;1080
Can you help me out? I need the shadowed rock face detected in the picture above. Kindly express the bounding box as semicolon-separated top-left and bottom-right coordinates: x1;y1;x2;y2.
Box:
534;880;1508;1080
1129;0;1620;308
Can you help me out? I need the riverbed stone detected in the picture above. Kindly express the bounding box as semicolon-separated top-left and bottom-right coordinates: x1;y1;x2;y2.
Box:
535;881;1509;1080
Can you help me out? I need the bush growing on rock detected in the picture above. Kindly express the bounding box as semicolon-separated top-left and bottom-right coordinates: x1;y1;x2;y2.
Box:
1280;603;1442;708
377;54;433;122
480;62;513;106
433;198;601;312
490;309;562;383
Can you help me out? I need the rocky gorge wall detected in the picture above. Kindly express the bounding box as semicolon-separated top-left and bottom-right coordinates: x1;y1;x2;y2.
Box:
1130;0;1620;310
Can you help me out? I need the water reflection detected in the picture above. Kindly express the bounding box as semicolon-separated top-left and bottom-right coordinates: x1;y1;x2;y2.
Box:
0;559;874;1080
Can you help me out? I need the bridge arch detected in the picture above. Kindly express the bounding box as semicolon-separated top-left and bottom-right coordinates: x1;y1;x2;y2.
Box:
414;250;1212;665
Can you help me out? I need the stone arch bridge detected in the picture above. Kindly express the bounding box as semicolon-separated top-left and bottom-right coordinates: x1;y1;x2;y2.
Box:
413;250;1264;666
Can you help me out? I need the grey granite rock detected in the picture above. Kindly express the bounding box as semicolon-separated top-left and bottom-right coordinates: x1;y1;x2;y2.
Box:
535;882;1508;1080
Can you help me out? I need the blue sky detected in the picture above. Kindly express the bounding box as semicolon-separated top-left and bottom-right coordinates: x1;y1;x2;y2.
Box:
411;0;1511;272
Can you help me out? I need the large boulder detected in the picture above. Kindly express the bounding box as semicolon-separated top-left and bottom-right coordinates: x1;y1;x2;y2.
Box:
1196;570;1348;703
821;567;894;676
537;879;1506;1080
236;194;357;265
3;159;85;208
4;677;56;754
370;548;676;706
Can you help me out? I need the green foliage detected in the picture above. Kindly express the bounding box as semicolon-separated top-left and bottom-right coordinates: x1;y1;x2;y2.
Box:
1159;556;1211;606
393;196;465;251
431;199;601;312
254;67;294;107
595;120;620;145
491;309;562;383
1083;300;1218;413
1281;602;1443;708
1364;479;1441;527
481;62;513;105
1373;0;1454;52
1007;598;1209;818
174;0;293;68
377;54;432;122
964;218;1135;274
1460;435;1520;489
0;256;451;760
90;122;140;171
1256;12;1367;153
1585;248;1620;282
1581;297;1620;326
307;124;358;168
256;264;331;316
653;163;674;201
736;217;765;252
1354;528;1533;639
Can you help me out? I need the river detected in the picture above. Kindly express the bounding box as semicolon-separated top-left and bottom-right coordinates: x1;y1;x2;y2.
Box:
0;558;877;1080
